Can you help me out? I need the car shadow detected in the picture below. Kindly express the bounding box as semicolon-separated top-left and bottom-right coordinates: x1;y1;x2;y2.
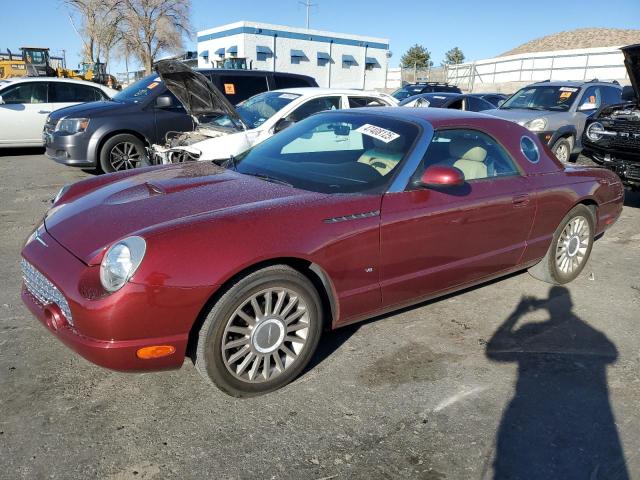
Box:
0;147;45;157
485;286;628;480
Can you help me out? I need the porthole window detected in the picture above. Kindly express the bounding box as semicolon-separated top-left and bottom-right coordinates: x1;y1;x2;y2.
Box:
520;136;539;164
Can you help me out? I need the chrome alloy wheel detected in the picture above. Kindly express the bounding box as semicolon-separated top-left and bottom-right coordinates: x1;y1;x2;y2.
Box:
109;142;142;171
221;288;310;383
555;215;590;275
554;143;569;163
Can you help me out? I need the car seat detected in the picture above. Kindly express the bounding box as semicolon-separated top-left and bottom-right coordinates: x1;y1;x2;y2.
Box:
448;138;487;180
357;137;406;176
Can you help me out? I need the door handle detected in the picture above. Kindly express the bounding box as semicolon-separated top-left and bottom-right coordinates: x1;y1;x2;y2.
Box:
512;194;530;207
38;110;51;114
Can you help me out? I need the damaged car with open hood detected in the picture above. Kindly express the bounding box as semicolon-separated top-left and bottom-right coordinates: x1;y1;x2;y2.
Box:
150;60;396;164
582;44;640;190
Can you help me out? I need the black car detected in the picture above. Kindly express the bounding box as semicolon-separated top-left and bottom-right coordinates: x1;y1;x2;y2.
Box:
582;44;640;189
44;68;317;172
391;82;462;101
471;92;509;107
399;92;495;112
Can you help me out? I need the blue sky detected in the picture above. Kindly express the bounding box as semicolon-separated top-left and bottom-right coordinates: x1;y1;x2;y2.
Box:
1;0;639;74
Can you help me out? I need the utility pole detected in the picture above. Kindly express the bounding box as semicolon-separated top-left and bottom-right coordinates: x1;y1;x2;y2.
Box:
298;0;317;29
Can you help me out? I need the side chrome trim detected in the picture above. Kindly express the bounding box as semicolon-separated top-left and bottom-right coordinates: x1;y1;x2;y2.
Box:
323;210;380;224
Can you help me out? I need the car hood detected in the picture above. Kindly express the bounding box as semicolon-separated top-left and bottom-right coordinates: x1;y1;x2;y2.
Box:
484;108;563;124
155;59;242;124
48;99;132;121
621;44;640;105
44;163;322;265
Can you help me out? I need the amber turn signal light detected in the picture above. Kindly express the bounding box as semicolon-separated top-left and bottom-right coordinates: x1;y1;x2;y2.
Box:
136;345;176;359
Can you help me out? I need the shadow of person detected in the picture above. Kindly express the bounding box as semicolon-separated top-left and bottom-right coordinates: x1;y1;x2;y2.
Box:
485;286;628;480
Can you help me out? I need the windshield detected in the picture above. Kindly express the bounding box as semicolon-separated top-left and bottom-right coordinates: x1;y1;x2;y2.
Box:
235;112;419;194
500;85;580;111
400;94;450;107
113;75;163;103
233;91;301;129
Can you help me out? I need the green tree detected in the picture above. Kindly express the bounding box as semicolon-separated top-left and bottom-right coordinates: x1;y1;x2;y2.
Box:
400;44;433;69
443;47;465;66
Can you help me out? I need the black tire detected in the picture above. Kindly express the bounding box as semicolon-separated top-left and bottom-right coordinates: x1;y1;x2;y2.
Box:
195;265;323;397
99;134;149;173
528;204;595;284
551;137;573;165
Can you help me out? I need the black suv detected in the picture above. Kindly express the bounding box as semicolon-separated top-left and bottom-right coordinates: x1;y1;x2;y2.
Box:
582;44;640;189
391;82;462;101
44;68;317;172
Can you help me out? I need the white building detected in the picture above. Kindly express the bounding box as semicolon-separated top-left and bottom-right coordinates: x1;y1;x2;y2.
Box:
197;21;390;89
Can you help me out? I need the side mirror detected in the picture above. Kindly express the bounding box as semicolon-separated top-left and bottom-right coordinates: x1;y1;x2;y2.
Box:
578;102;597;112
274;118;294;133
416;166;465;188
0;95;4;105
155;95;173;108
497;99;505;107
621;85;637;102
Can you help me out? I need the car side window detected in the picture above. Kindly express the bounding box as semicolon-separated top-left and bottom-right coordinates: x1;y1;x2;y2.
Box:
49;83;98;103
602;86;622;105
348;96;387;108
578;86;602;112
273;75;313;89
217;75;269;104
410;128;519;188
466;96;493;112
0;82;48;104
287;96;341;122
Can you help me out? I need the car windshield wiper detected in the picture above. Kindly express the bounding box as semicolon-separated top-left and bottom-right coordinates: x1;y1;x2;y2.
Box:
244;171;293;187
217;155;237;170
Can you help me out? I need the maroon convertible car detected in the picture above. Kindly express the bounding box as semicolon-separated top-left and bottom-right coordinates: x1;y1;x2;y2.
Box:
21;108;623;396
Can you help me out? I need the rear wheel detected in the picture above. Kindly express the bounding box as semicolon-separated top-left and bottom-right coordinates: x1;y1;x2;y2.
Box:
195;265;323;397
528;204;595;284
551;137;573;165
99;134;149;173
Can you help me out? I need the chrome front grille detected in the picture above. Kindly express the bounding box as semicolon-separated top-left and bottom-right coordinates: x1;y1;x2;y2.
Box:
21;259;73;324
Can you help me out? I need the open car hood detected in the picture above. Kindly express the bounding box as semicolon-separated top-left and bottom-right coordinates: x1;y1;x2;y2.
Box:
155;59;243;124
621;44;640;104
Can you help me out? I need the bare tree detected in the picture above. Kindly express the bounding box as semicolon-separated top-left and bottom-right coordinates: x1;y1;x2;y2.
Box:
64;0;122;66
118;0;192;74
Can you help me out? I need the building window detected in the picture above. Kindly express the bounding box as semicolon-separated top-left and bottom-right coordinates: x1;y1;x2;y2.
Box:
290;49;307;65
342;54;357;69
317;52;331;67
256;46;272;62
365;57;379;71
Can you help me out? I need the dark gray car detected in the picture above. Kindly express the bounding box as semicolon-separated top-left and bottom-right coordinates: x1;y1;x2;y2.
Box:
485;80;622;163
44;69;317;172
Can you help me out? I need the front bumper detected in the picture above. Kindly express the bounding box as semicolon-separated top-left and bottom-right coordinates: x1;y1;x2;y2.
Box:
582;145;640;188
20;228;213;371
44;130;95;167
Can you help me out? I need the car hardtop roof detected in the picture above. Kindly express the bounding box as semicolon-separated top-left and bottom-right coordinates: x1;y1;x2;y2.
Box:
272;87;386;96
0;76;114;90
319;105;500;125
414;92;463;98
528;79;620;88
194;68;314;80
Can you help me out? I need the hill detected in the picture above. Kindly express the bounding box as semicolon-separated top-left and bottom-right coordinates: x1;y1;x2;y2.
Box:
501;28;640;56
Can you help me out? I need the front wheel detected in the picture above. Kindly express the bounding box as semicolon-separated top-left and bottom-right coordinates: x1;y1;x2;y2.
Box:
528;204;595;284
551;137;573;165
99;134;149;173
195;265;323;397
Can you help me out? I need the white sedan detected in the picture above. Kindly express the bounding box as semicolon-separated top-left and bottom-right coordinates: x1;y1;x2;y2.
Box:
152;81;397;163
0;77;117;147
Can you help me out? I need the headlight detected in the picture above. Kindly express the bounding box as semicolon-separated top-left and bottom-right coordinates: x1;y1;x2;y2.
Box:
55;118;90;134
99;236;146;293
524;118;547;132
51;184;70;205
586;122;604;142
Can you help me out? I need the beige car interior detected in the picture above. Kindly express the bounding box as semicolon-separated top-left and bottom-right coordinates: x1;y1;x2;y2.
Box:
358;137;406;176
446;137;488;180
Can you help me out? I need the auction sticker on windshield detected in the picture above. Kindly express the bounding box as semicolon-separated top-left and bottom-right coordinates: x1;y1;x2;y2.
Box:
356;124;400;143
224;83;236;95
279;93;298;99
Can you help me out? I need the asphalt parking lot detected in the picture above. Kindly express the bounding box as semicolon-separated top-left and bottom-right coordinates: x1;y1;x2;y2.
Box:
1;149;639;480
